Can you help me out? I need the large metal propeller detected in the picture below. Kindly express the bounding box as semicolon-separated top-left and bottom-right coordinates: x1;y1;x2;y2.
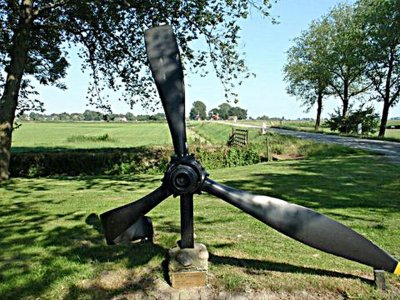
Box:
100;25;400;276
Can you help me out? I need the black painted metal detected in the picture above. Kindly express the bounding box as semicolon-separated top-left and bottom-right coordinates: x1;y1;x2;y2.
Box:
99;24;399;274
202;178;399;273
163;154;206;196
144;25;187;157
180;193;194;248
100;186;171;244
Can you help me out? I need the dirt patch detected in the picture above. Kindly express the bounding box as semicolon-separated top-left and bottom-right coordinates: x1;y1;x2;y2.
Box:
74;268;347;300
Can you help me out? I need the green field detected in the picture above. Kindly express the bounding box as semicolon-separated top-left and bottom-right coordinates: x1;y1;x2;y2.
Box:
12;121;400;153
12;122;172;151
1;155;399;299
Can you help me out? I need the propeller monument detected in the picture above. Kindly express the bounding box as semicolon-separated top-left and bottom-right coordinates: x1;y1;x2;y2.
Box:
100;25;400;286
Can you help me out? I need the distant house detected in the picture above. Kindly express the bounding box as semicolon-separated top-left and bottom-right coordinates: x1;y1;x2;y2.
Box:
114;117;128;122
228;116;238;122
211;114;220;120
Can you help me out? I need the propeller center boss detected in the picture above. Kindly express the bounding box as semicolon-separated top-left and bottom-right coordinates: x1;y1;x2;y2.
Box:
164;155;207;195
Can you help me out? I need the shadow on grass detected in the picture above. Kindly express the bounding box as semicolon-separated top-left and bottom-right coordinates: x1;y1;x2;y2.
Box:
216;155;400;212
0;196;167;299
0;195;374;299
0;197;375;300
209;254;372;284
1;154;398;298
1;174;162;197
0;172;166;299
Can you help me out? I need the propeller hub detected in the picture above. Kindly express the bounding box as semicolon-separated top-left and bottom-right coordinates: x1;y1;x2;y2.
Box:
164;155;207;195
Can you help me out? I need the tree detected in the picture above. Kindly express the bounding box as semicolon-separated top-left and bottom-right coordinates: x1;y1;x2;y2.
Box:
323;3;370;117
284;19;331;130
207;103;246;120
189;100;207;120
228;106;247;119
58;112;70;121
0;1;275;180
70;113;83;121
148;113;165;121
356;0;400;137
83;109;101;121
217;103;232;120
125;112;135;121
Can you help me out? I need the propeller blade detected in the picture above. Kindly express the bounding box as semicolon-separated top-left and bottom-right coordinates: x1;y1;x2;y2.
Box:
100;185;171;244
145;25;187;157
203;178;400;274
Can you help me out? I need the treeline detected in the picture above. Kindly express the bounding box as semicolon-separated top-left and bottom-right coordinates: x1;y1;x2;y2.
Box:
190;101;248;120
18;110;166;122
284;0;399;136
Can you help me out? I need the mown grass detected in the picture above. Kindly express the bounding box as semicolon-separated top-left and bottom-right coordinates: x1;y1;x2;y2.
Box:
12;122;172;151
386;129;400;139
1;154;399;299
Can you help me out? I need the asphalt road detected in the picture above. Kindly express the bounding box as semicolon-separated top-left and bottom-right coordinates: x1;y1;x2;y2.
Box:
220;122;400;164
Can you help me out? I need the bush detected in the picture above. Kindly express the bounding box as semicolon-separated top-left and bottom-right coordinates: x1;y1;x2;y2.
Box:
325;106;379;135
66;133;118;143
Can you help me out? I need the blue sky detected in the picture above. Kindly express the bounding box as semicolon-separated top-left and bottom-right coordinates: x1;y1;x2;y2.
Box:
37;0;400;119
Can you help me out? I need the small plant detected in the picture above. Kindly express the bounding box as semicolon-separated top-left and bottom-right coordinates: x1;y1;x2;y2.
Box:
66;133;118;143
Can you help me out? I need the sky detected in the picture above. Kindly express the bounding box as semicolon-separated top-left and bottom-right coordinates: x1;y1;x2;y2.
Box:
37;0;400;120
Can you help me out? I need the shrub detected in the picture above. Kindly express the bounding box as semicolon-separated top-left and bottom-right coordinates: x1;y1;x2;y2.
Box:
325;106;379;135
66;133;118;143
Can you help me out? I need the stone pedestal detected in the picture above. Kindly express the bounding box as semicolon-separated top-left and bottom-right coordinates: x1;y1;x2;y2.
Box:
168;243;209;288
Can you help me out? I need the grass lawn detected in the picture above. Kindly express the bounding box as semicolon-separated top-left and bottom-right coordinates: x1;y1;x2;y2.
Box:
1;154;399;299
12;122;172;151
386;129;400;139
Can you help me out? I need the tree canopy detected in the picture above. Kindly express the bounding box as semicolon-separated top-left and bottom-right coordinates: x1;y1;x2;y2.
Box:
285;0;400;136
356;0;400;136
208;102;247;120
323;3;369;118
284;19;331;130
189;100;207;120
0;0;275;180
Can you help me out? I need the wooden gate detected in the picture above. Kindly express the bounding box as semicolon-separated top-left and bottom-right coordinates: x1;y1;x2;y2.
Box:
228;128;248;147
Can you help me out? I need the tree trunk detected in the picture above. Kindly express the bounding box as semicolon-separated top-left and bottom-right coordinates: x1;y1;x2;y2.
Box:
378;101;390;137
378;48;395;138
341;80;349;117
0;1;34;180
315;93;323;131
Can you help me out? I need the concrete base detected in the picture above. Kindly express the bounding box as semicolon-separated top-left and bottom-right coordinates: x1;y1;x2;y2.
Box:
374;269;386;290
168;243;209;288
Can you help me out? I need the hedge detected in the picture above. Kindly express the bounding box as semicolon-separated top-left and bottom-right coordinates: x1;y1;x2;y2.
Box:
10;145;261;177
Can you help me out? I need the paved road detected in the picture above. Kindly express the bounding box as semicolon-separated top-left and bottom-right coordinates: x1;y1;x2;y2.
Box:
219;122;400;164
